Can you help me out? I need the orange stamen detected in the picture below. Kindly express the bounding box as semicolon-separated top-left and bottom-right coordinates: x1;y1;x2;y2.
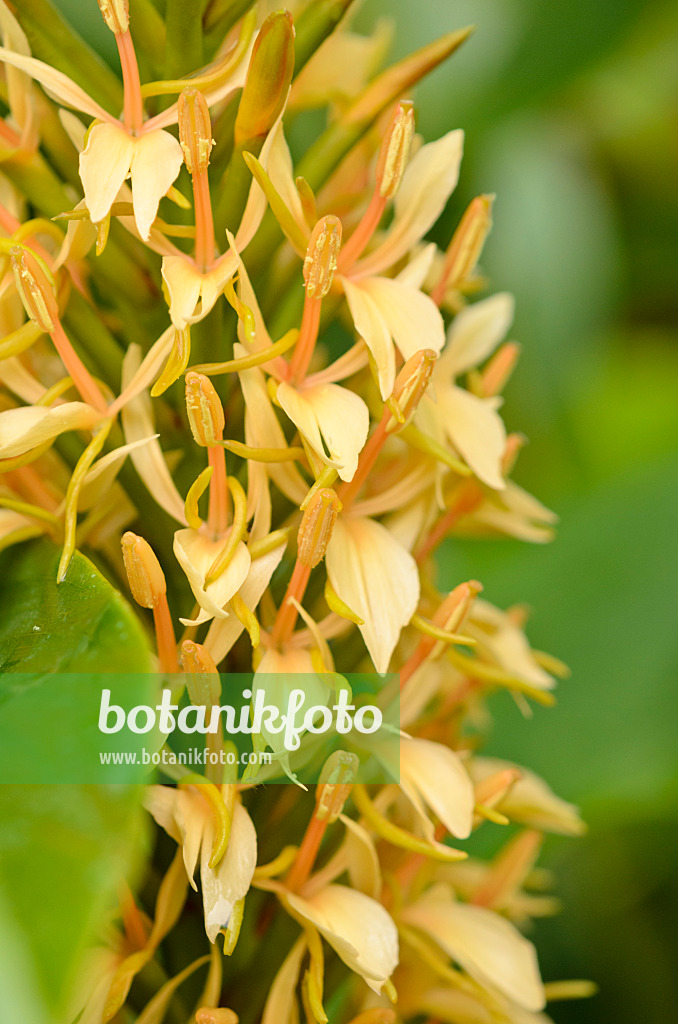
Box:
286;293;321;384
194;168;215;272
414;481;484;564
337;190;387;273
50;319;108;412
153;595;179;673
270;557;311;646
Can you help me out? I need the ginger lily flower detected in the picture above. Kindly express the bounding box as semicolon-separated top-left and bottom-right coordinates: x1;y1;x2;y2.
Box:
286;884;399;995
145;785;257;944
0;9;250;240
401;884;546;1012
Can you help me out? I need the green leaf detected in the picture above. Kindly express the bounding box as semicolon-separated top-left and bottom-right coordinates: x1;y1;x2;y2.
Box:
0;538;152;673
0;539;153;1021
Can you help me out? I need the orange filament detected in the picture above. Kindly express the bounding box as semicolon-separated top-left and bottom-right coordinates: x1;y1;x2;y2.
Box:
153;593;179;673
117;30;144;134
285;810;329;892
337;412;390;509
50;319;108;412
287;293;322;384
338;190;387;273
193;167;215;272
270;558;311;646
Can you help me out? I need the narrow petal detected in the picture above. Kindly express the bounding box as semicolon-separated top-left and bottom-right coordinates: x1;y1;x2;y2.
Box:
143;785;181;843
121;346;187;523
0;402;100;459
402;889;545;1011
0;46;114;121
469;758;585;836
161;256;204;331
109;327;175;415
286;884;398;994
358;130;464;276
277;380;369;482
78;434;157;510
130;129;184;240
443;292;515;377
342;276;395;399
358;275;445;362
174;527;251;625
204;540;287;666
261;937;307;1024
200;801;257;943
174;789;206;887
326;515;419;673
79;123;134;225
400;737;474;840
438;385;506;490
470;599;554;689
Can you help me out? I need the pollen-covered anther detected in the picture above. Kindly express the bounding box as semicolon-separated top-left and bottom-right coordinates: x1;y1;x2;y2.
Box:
195;1010;239;1024
178;88;214;174
387;349;437;432
297;488;340;568
377;100;415;199
303;216;342;299
315;751;359;823
185;371;225;447
121;532;166;608
9;247;58;334
97;0;129;34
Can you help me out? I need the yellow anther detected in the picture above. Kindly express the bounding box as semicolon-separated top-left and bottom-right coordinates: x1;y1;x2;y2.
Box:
297;488;340;568
195;1010;239;1024
441;193;494;293
178;88;214;174
185;371;225;447
9;246;58;334
97;0;129;34
303;216;342;299
386;349;437;432
376;101;415;199
121;531;167;609
316;751;359;822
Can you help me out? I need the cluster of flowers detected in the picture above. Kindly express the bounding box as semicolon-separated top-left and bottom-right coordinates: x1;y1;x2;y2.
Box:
0;1;591;1022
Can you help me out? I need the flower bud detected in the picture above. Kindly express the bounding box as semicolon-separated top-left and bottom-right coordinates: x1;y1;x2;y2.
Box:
376;101;415;199
97;0;129;34
121;532;166;609
316;750;359;822
185;371;225;447
234;10;295;145
387;349;436;432
9;246;58;333
178;88;214;175
297;488;340;567
303;216;342;299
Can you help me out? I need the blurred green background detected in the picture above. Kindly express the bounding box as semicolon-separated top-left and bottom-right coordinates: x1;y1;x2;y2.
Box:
357;0;678;1020
49;0;678;1020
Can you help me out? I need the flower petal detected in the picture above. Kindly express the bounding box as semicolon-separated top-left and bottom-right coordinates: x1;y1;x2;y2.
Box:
129;129;184;240
342;275;395;399
442;292;515;377
79;122;134;225
174;527;251;625
0;45;114;121
469;758;585;836
357;275;445;362
287;884;398;994
469;599;554;689
402;889;545;1012
161;256;204;331
79;434;157;510
399;736;474;840
326;515;419;673
0;402;100;459
438;384;506;490
200;801;257;943
276;380;369;482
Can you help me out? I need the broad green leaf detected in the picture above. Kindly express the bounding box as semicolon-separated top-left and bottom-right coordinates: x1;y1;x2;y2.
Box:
0;538;152;673
0;540;154;1021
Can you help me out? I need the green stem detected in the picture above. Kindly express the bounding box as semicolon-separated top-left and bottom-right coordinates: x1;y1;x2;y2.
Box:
164;0;208;79
293;0;356;75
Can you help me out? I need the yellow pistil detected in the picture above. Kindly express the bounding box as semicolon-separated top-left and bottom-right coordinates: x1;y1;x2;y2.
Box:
122;531;178;672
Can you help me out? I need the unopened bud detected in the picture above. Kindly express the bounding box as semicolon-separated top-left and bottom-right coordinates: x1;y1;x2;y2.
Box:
185;371;225;447
303;216;342;299
387;349;436;431
9;246;58;333
97;0;129;34
122;532;166;609
502;432;524;475
178;88;214;174
297;488;340;567
195;1010;238;1024
235;10;295;145
435;194;494;302
316;750;359;822
434;580;481;635
376;101;415;199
